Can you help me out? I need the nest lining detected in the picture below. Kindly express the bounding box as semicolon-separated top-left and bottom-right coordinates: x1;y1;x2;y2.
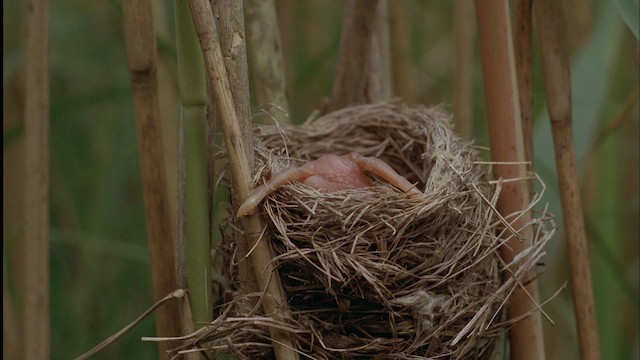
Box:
172;102;554;359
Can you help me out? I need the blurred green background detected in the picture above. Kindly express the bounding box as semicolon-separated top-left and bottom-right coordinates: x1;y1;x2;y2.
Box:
3;0;638;359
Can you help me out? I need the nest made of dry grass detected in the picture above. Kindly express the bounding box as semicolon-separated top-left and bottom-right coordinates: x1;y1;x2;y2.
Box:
169;101;554;359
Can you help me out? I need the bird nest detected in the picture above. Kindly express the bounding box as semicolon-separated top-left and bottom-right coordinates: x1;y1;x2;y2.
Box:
172;102;554;359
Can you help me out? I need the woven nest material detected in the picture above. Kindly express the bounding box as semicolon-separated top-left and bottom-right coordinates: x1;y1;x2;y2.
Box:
172;102;554;359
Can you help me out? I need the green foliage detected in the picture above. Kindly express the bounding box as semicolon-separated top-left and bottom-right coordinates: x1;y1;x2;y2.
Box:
610;0;640;38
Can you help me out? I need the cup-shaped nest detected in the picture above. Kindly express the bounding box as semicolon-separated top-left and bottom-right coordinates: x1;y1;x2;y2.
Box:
188;102;553;359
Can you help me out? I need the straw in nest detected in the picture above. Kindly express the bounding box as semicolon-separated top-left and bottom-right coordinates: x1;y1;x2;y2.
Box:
171;102;554;359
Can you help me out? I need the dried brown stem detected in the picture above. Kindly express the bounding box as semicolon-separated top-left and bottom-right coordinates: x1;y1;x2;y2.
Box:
366;0;391;102
122;1;180;356
329;0;380;111
452;0;475;139
276;0;295;93
153;2;179;247
75;289;186;360
514;0;534;173
174;1;209;350
23;0;50;358
475;1;545;360
187;0;298;358
246;0;291;124
216;0;259;299
4;265;20;358
534;1;601;359
218;0;253;146
388;0;415;103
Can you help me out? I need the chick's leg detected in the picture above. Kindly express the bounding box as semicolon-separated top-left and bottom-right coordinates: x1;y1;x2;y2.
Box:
347;152;421;194
237;165;314;217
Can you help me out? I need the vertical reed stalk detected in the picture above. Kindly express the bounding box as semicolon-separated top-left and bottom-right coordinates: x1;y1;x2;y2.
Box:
246;0;292;123
217;0;259;298
534;1;601;359
153;3;179;243
366;0;391;102
514;0;534;173
475;1;545;359
122;2;181;358
329;0;379;111
452;0;475;139
275;0;294;99
620;104;639;352
4;263;20;358
183;103;211;328
388;0;415;103
23;0;49;358
188;0;298;358
174;0;213;334
218;0;253;144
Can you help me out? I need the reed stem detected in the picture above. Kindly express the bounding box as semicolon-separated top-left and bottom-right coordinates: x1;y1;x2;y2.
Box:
174;0;213;335
218;0;253;143
475;1;545;359
452;0;475;139
188;0;298;358
3;268;20;358
246;0;291;123
23;0;50;357
514;0;534;174
388;0;415;103
216;0;259;296
534;1;601;358
366;0;391;102
329;0;379;111
122;2;181;357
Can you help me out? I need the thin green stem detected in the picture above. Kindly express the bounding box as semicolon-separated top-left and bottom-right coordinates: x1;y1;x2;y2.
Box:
175;0;212;332
183;106;211;327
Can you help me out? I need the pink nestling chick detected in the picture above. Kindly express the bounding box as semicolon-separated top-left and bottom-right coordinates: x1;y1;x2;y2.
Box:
237;152;421;217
